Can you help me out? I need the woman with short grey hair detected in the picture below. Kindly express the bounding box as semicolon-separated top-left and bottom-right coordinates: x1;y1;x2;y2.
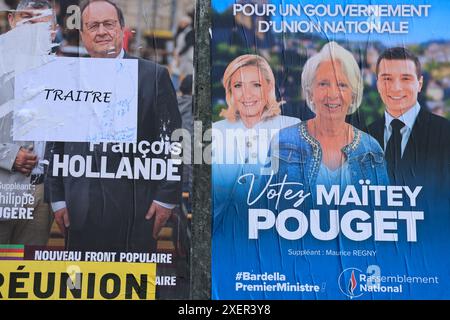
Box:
271;41;389;190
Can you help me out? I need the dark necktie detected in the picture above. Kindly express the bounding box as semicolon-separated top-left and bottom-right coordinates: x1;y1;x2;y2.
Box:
385;119;405;176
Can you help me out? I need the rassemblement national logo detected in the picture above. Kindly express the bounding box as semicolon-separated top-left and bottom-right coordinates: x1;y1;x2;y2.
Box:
338;268;364;299
338;266;416;299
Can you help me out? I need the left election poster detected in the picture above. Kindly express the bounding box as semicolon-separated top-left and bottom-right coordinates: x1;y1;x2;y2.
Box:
211;0;450;300
0;0;194;300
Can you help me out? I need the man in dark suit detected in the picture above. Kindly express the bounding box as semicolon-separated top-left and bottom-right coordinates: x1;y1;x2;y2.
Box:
46;0;182;252
367;47;450;194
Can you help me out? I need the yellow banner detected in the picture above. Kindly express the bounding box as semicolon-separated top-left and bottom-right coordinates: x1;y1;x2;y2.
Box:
0;261;156;300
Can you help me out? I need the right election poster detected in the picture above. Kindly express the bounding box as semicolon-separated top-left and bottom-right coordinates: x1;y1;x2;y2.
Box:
0;0;193;300
211;0;450;299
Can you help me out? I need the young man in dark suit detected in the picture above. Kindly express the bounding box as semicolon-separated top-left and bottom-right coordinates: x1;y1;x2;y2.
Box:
365;48;449;297
368;47;449;194
46;0;182;252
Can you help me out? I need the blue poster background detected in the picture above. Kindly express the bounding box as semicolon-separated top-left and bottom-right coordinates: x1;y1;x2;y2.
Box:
212;0;450;300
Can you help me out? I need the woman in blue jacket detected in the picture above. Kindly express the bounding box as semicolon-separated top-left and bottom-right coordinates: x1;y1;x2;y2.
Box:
271;42;389;192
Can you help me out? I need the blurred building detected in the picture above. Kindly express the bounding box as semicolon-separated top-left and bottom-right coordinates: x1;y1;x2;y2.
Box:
0;0;7;10
115;0;194;64
0;1;9;34
424;43;450;63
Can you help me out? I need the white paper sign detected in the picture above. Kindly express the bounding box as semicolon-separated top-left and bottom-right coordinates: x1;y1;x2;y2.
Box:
13;57;138;143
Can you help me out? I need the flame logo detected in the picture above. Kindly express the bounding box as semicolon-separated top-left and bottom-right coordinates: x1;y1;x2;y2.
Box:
348;270;357;296
338;268;363;299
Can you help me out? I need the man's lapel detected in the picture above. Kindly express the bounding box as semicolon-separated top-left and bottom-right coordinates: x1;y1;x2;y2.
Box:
402;107;428;163
368;115;385;149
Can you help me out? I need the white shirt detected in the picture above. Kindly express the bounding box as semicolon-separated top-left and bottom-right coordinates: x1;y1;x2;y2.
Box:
117;48;125;59
384;102;420;158
52;48;175;212
31;141;46;175
316;162;351;189
212;115;300;165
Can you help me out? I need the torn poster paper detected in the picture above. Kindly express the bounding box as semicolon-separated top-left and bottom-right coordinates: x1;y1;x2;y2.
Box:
0;21;54;79
0;21;55;119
